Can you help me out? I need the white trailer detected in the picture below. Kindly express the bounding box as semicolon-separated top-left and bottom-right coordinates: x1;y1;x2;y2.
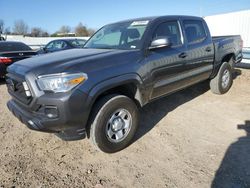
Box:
205;10;250;65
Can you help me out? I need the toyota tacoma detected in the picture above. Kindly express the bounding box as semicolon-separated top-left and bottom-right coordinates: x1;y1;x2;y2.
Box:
6;16;243;153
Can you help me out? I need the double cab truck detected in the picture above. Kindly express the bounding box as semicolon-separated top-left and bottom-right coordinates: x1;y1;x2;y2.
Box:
6;16;243;153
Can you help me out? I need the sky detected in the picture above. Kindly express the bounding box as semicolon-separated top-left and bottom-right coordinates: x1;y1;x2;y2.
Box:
1;0;250;33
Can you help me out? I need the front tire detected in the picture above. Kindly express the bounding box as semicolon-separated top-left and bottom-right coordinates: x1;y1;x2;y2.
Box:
89;95;139;153
210;62;233;95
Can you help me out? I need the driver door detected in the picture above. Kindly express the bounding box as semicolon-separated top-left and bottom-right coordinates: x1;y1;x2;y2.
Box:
145;20;188;99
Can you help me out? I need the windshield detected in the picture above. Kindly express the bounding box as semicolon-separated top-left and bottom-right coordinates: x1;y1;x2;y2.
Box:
84;20;149;50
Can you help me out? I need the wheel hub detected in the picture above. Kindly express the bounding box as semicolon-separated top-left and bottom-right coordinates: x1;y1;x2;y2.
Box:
111;117;124;132
105;108;132;143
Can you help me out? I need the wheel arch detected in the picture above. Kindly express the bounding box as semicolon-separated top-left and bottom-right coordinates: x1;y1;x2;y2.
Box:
88;73;145;109
221;53;235;67
85;74;144;138
211;52;235;79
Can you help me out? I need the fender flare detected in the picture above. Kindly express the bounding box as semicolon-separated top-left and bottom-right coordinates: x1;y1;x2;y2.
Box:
87;73;145;108
211;52;236;79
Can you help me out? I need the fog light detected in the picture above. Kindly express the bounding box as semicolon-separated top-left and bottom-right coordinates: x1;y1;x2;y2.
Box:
44;107;58;118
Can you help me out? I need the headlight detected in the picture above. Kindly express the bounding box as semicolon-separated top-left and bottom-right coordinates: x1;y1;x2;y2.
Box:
37;73;87;93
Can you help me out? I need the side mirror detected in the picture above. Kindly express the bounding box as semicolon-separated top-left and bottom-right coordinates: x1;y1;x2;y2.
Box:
149;37;171;50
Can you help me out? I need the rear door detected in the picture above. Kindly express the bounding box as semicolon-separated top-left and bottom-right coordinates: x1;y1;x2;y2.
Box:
182;19;214;83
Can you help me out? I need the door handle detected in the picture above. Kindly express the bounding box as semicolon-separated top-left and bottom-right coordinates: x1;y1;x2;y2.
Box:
178;52;187;58
205;47;212;52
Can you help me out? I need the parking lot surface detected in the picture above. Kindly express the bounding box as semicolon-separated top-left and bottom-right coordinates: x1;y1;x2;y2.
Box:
0;68;250;188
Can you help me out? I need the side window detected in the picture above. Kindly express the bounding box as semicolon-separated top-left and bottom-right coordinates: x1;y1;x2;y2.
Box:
46;41;67;50
153;21;182;46
71;40;79;47
54;41;67;49
183;20;206;44
46;41;55;49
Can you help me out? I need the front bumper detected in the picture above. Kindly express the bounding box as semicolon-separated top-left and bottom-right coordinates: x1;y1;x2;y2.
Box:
7;89;91;141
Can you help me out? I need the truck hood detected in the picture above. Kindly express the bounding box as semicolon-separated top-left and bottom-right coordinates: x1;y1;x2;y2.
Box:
8;48;141;76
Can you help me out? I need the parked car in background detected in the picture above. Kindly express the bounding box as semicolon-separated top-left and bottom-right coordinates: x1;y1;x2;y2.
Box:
0;41;37;78
37;39;87;54
0;36;6;41
236;48;250;69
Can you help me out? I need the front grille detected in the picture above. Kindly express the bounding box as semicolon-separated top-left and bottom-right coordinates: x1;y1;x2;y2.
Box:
6;75;33;105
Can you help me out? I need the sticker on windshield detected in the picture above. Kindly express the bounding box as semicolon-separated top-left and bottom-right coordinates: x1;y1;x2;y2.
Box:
131;20;149;26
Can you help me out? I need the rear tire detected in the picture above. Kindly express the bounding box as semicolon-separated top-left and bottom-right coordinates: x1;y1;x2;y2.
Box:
210;62;233;94
89;94;139;153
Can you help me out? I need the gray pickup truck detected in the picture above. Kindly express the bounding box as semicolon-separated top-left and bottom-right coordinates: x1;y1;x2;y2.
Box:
6;16;242;153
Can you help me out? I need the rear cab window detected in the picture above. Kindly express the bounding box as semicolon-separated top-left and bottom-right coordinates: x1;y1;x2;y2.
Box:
183;20;207;44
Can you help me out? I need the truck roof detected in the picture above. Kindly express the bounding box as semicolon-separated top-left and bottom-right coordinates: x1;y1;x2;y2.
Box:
108;15;203;25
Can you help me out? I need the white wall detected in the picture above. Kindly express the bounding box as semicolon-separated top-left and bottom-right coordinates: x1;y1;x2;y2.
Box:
205;9;250;48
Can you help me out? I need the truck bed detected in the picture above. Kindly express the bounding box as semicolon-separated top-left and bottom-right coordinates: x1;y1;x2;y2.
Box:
212;35;242;66
212;35;241;43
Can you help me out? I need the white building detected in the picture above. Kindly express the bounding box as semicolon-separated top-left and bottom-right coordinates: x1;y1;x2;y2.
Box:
205;9;250;48
205;9;250;65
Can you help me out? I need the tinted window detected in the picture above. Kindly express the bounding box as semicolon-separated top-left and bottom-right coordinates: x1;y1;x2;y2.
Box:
56;41;67;49
0;42;32;52
153;21;182;46
70;39;86;48
46;40;67;50
46;41;54;49
183;20;206;44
